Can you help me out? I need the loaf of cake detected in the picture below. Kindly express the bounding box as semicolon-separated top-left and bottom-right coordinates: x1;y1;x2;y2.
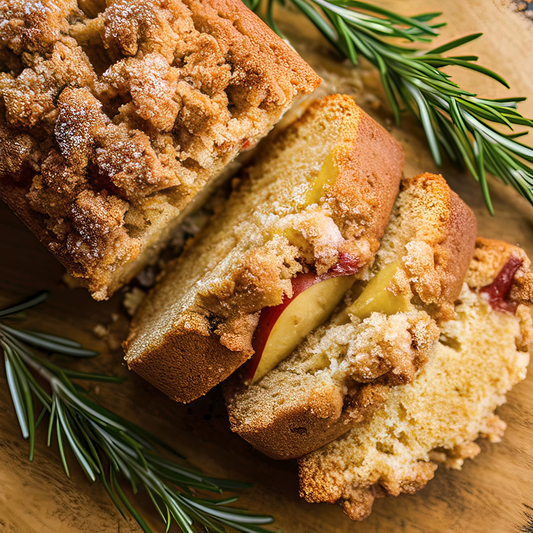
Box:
224;172;477;460
298;238;533;520
124;94;404;402
0;0;320;299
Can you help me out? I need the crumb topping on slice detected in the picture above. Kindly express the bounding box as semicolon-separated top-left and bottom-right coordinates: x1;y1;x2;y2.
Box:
0;0;319;298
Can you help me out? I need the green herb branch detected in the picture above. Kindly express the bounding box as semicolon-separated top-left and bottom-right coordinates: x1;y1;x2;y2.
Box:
1;292;274;533
246;0;533;213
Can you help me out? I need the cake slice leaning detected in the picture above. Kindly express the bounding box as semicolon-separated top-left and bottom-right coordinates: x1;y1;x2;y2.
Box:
224;172;477;460
124;94;404;403
298;238;533;521
0;0;320;299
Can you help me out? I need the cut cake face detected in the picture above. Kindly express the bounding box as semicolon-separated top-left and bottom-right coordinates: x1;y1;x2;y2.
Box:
298;238;533;521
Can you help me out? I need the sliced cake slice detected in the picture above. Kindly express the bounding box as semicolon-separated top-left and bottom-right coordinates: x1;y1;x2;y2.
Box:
0;0;320;299
124;94;404;402
298;238;533;521
224;173;477;459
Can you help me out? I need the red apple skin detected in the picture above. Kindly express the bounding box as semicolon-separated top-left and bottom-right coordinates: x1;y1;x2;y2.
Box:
246;254;359;382
480;255;523;313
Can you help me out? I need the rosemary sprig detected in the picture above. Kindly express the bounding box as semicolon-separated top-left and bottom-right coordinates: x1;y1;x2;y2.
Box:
0;292;274;533
248;0;533;213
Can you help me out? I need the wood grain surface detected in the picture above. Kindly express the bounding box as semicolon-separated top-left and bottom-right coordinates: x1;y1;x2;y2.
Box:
2;1;533;532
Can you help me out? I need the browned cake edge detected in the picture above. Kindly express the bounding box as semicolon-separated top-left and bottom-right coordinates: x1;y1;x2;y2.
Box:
224;378;391;459
402;173;478;308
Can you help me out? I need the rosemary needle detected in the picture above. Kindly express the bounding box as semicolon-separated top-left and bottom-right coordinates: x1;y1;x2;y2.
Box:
245;0;533;213
0;292;274;533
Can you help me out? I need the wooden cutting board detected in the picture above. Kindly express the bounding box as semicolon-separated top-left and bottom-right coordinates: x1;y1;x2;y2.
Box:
2;1;533;531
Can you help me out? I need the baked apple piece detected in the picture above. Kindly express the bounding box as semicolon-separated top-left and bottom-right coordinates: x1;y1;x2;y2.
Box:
246;255;358;384
342;259;411;321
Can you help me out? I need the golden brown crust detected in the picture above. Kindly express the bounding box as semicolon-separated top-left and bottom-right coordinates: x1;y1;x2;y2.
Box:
398;173;477;318
125;94;404;403
126;309;259;403
224;379;389;460
330;104;404;263
0;0;320;299
434;179;478;303
269;95;404;268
